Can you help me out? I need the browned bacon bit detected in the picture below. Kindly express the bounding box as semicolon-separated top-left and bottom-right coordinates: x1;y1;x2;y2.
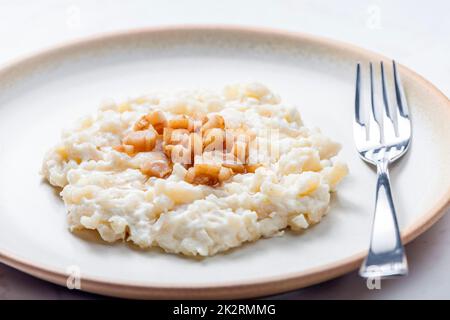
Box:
117;108;261;184
167;115;194;131
184;165;219;186
134;115;151;131
222;162;245;174
168;145;192;165
140;158;172;178
245;163;262;173
123;130;156;152
113;144;134;155
146;110;167;134
203;128;225;151
201;114;225;132
218;166;233;182
222;153;246;173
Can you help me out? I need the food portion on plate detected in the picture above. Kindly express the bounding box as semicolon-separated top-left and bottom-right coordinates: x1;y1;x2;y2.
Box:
41;83;348;256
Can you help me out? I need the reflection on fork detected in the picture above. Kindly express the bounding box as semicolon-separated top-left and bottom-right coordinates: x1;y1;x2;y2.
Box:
354;61;411;279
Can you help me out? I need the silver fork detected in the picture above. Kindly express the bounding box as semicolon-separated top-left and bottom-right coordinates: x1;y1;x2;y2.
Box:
354;61;411;278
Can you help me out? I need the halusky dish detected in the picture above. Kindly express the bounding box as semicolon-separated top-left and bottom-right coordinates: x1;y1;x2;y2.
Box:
41;83;348;256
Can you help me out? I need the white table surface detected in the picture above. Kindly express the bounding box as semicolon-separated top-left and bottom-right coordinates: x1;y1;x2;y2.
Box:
0;0;449;300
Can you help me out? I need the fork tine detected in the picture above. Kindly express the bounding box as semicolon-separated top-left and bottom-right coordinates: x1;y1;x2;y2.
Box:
380;61;392;120
355;63;364;125
353;63;370;146
368;62;382;143
380;61;398;139
393;61;410;118
392;61;412;140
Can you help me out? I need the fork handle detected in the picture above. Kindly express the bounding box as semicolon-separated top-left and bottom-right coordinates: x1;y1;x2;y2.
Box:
359;159;408;278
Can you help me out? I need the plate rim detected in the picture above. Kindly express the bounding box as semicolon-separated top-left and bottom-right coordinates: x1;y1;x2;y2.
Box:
0;24;449;299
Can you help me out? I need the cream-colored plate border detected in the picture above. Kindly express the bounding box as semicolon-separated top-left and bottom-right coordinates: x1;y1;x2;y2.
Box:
0;25;449;299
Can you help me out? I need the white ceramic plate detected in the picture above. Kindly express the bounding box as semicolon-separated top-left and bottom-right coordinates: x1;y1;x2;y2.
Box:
0;26;449;299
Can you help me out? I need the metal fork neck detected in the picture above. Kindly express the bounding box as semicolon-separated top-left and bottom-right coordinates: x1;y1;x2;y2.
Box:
376;157;389;173
360;156;408;278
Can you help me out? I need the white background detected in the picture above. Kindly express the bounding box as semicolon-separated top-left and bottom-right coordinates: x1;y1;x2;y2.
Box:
0;0;449;299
